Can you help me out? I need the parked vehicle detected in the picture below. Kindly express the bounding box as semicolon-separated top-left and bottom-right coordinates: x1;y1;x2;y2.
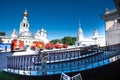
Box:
11;39;24;52
55;43;63;49
63;44;68;48
30;41;44;50
45;42;69;49
30;41;69;51
45;43;55;49
0;43;11;52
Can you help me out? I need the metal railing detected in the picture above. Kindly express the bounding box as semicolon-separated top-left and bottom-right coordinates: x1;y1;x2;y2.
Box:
6;44;120;76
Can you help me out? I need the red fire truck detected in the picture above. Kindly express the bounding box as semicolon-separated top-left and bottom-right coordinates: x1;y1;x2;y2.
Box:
11;39;24;52
45;43;68;49
30;41;44;50
45;43;55;49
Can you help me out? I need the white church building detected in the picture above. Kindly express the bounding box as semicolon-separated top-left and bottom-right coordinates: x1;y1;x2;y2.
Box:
75;23;105;47
1;10;49;46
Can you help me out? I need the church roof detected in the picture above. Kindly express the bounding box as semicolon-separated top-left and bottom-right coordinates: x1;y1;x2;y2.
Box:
20;31;33;37
40;28;46;32
101;8;119;20
11;29;18;39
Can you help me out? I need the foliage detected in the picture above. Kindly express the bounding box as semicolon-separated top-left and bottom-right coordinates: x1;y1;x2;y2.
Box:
51;36;77;45
0;32;6;36
62;36;77;45
51;39;61;44
0;71;19;80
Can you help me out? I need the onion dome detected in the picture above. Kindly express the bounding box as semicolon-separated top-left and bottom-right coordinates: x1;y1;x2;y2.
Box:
11;29;18;39
41;28;45;32
24;9;28;17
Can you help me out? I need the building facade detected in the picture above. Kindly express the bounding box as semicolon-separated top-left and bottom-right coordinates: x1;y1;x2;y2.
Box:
0;10;49;46
101;8;120;45
75;23;105;47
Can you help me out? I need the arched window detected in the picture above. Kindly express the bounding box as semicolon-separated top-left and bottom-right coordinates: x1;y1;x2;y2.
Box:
117;18;120;23
23;23;25;27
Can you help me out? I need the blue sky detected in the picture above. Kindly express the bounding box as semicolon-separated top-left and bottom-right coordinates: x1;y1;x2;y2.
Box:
0;0;116;40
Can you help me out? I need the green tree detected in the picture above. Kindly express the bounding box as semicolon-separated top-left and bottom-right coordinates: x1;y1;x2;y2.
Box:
51;39;61;44
0;32;6;36
62;36;77;45
51;36;77;45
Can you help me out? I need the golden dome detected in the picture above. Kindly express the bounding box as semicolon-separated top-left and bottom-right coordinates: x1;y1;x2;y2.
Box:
24;10;28;17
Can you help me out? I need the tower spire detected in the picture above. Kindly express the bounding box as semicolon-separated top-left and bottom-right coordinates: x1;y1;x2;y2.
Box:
78;19;81;29
77;20;84;41
94;28;98;37
19;9;29;34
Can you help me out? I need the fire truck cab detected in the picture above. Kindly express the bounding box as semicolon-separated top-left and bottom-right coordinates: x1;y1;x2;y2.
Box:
11;39;24;52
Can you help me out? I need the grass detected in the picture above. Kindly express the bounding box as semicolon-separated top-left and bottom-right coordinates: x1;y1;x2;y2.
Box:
0;71;19;80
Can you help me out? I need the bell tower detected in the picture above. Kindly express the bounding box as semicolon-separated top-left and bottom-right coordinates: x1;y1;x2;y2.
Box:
19;10;29;34
77;21;84;41
93;28;98;37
